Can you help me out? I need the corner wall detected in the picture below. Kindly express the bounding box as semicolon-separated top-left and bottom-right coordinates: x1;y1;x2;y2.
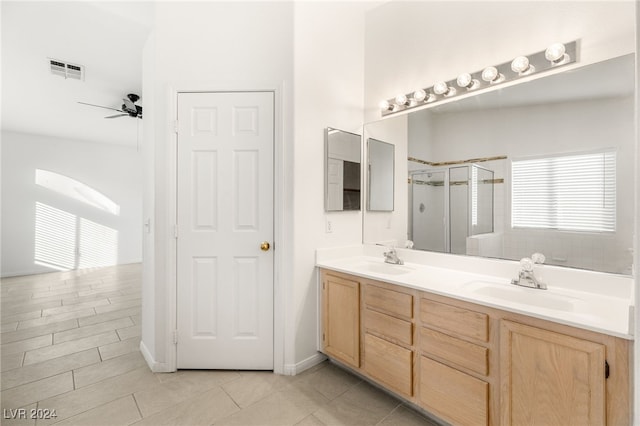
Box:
291;1;368;370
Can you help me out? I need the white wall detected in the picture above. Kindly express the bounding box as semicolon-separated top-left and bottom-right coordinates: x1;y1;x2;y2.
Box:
142;1;295;371
1;131;143;277
291;1;368;370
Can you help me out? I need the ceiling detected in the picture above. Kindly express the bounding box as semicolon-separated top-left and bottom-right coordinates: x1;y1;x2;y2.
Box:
1;1;153;147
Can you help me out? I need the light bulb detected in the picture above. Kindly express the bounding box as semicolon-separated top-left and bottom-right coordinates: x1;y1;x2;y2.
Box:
395;94;408;106
456;73;471;88
456;73;478;90
379;100;392;111
545;43;567;63
481;66;503;84
413;89;426;102
511;56;534;74
433;81;448;95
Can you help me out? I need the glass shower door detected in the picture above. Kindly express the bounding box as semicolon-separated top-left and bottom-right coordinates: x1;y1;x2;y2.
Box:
410;171;447;252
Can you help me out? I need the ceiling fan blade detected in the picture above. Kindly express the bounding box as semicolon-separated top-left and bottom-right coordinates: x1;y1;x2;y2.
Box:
78;101;124;113
104;114;129;119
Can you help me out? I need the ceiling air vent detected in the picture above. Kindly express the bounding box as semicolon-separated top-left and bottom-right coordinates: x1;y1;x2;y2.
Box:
49;58;84;81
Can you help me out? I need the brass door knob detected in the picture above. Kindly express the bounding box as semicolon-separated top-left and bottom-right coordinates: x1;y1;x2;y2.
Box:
260;241;271;251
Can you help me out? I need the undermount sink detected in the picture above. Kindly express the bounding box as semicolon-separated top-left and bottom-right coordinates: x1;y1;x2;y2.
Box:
461;281;579;311
354;260;414;276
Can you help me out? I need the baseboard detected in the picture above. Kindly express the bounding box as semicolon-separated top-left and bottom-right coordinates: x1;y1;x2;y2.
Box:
283;352;327;376
139;340;174;373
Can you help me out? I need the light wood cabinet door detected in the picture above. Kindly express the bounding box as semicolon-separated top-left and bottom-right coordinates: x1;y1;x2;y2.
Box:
500;320;606;426
364;333;413;397
419;356;489;426
322;272;360;368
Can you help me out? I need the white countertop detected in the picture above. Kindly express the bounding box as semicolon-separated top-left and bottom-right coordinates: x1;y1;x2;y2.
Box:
316;246;634;340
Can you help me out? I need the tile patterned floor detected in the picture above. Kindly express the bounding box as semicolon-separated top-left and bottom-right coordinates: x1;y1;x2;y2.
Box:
1;264;439;425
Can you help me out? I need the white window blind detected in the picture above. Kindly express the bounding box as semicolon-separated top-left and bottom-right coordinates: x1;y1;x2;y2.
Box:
511;150;616;232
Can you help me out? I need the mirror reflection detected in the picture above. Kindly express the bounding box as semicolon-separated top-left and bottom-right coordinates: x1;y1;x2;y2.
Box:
364;54;635;275
367;138;395;211
325;127;361;211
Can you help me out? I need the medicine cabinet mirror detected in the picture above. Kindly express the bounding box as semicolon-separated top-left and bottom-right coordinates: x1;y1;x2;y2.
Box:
325;127;361;211
363;54;635;275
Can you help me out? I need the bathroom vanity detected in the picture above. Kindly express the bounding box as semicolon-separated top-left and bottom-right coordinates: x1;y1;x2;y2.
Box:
317;246;632;426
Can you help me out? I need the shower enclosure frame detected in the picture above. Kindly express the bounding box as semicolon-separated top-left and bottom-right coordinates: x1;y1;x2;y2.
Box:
409;164;494;255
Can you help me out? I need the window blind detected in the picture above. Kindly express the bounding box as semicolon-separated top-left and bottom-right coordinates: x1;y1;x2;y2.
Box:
511;150;616;232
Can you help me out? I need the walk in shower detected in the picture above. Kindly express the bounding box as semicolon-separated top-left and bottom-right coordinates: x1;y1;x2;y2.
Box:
410;164;494;254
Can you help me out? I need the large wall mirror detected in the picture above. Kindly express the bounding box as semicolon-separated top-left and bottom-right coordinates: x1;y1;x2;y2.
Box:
325;127;361;211
363;53;635;275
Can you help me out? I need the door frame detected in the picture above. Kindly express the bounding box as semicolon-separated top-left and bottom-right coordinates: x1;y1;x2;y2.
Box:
164;82;286;374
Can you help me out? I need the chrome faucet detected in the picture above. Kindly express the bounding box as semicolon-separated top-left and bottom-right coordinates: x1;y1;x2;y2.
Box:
383;247;404;265
511;256;547;290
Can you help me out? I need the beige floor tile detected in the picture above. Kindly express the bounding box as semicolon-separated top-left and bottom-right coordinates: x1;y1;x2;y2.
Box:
292;362;361;401
134;369;239;417
53;317;133;344
30;289;79;300
73;351;147;389
378;405;439;426
1;349;100;391
52;395;141;426
36;366;158;426
61;290;120;305
94;299;141;314
1;352;24;372
41;299;110;317
1;300;61;318
108;293;141;304
116;324;141;341
133;386;239;426
23;331;119;366
216;383;329;426
155;369;240;384
313;382;401;426
1;322;18;333
222;370;296;408
296;414;326;426
0;371;73;409
17;309;95;330
2;310;42;324
77;306;140;327
0;402;37;426
130;314;141;325
98;336;140;361
1;319;78;345
98;336;140;360
0;334;52;356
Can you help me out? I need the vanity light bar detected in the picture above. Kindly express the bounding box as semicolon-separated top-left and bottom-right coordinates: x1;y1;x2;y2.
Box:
380;41;578;117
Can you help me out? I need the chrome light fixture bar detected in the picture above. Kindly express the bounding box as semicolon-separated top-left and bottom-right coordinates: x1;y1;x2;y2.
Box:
380;40;578;117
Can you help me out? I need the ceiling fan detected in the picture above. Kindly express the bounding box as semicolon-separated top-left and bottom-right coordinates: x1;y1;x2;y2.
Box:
79;93;142;119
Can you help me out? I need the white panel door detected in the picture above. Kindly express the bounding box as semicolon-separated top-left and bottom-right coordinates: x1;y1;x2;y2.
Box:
176;91;274;369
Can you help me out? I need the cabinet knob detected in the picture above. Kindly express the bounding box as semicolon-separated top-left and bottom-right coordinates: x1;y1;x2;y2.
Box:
260;241;271;251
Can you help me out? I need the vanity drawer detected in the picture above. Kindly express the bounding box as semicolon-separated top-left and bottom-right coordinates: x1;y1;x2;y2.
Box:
419;327;488;375
365;284;413;319
419;356;488;426
420;298;488;342
364;333;413;397
364;308;412;346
